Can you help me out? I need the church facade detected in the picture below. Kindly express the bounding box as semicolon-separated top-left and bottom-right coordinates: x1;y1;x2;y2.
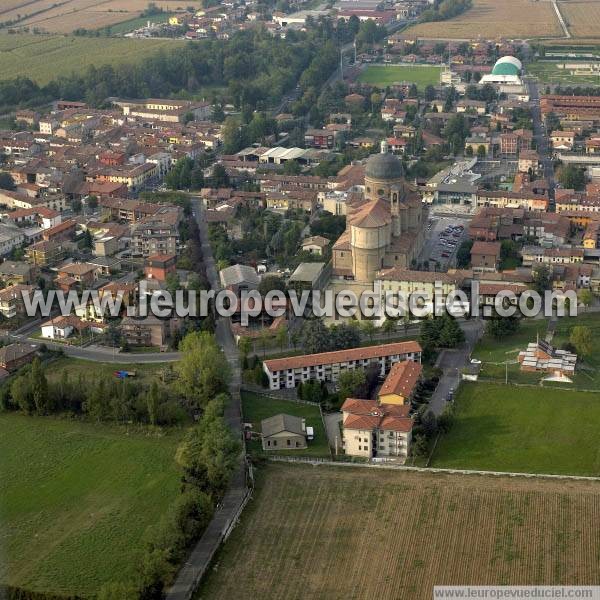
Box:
332;142;427;283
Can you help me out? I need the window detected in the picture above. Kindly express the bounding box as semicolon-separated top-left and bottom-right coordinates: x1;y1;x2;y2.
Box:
378;189;385;196
273;440;277;446
287;439;291;446
267;440;271;446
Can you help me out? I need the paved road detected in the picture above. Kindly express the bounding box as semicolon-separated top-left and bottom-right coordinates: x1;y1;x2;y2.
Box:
429;319;485;416
526;78;555;203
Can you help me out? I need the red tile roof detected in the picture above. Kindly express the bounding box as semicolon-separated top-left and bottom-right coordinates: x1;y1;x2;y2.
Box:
378;360;422;399
264;341;422;373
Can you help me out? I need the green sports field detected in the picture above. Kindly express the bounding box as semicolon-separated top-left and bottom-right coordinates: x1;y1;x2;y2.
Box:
0;33;184;85
0;413;183;596
357;65;442;89
431;382;600;476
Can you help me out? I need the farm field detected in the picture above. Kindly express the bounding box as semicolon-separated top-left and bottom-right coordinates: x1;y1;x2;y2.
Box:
196;463;600;599
242;391;330;457
560;1;600;39
430;382;600;475
0;413;183;596
0;33;184;84
1;0;203;34
406;0;562;39
357;64;441;89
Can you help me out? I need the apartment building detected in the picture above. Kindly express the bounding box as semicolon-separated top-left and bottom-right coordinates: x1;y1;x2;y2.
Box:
263;341;422;390
131;206;181;257
341;398;413;459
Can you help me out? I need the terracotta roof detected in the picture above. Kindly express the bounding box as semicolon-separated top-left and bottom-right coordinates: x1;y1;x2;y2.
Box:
379;415;413;433
264;341;422;373
378;360;422;399
471;241;501;256
343;414;381;431
350;198;391;228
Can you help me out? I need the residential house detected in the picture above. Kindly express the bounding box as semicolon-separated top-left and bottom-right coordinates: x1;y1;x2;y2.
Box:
0;343;38;372
261;414;307;451
0;284;34;318
471;241;501;272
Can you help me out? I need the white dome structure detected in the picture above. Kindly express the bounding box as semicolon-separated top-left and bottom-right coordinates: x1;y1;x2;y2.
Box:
480;55;523;85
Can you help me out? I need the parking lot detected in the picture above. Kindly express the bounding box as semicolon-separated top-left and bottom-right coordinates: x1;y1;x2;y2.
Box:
419;215;470;271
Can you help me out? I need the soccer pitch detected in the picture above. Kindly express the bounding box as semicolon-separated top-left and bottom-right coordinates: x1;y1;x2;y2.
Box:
357;65;442;89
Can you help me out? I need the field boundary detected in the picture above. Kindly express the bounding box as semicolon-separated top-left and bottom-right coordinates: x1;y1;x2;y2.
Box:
268;455;600;482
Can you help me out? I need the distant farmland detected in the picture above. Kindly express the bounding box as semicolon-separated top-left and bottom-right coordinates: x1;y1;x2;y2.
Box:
357;64;441;89
0;33;184;84
197;463;600;599
561;1;600;38
405;0;562;39
1;0;203;34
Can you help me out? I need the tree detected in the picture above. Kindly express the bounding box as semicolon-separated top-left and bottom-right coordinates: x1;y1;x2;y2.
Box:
298;319;331;354
258;274;285;296
578;288;593;312
175;332;231;408
282;159;302;175
486;314;520;340
330;322;361;350
190;167;204;190
30;357;49;414
337;368;367;400
87;194;98;210
456;239;473;268
0;172;15;190
570;325;593;358
360;319;376;342
477;144;487;159
558;164;586;191
211;163;230;188
532;264;551;294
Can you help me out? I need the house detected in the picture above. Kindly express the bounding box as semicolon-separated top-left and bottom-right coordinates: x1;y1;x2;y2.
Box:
261;414;307;451
0;343;38;372
377;360;422;405
0;284;34;318
341;398;413;460
304;128;335;149
219;264;260;294
550;130;575;151
263;341;422;390
301;236;330;256
121;315;167;347
0;260;34;286
471;241;502;272
131;206;181;257
144;254;177;282
57;263;97;287
26;240;65;267
41;315;88;340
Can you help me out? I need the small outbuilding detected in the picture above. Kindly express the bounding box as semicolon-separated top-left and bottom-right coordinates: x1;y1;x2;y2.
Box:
261;413;307;451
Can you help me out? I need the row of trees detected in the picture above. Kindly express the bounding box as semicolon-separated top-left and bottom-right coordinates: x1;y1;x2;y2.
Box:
0;27;330;112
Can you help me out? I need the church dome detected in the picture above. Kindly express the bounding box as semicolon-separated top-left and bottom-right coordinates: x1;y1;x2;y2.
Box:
365;149;403;181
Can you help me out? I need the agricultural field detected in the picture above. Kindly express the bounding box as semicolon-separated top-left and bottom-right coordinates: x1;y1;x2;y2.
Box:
560;0;600;39
1;0;203;34
406;0;562;39
196;463;600;599
430;382;600;476
357;64;441;89
0;33;184;84
242;391;331;457
0;413;183;596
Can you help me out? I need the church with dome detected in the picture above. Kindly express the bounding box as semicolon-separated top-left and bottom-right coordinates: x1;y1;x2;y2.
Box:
331;141;427;284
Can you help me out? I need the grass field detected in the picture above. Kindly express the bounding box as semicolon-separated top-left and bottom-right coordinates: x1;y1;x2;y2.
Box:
473;318;549;385
0;33;184;84
551;312;600;390
560;1;600;39
431;382;600;475
196;463;600;599
357;65;441;89
1;0;203;34
406;0;562;39
0;413;183;596
242;391;330;457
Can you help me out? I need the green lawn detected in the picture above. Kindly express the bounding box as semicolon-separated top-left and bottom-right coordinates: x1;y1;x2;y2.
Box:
550;312;600;390
431;382;600;476
43;357;173;386
473;318;549;385
357;65;442;89
0;33;184;85
0;413;183;597
242;391;330;458
106;13;172;35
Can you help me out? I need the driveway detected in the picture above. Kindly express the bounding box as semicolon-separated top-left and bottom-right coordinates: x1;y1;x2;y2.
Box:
324;412;343;455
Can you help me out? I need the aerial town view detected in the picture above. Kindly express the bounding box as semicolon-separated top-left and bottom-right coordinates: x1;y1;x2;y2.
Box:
1;0;600;599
